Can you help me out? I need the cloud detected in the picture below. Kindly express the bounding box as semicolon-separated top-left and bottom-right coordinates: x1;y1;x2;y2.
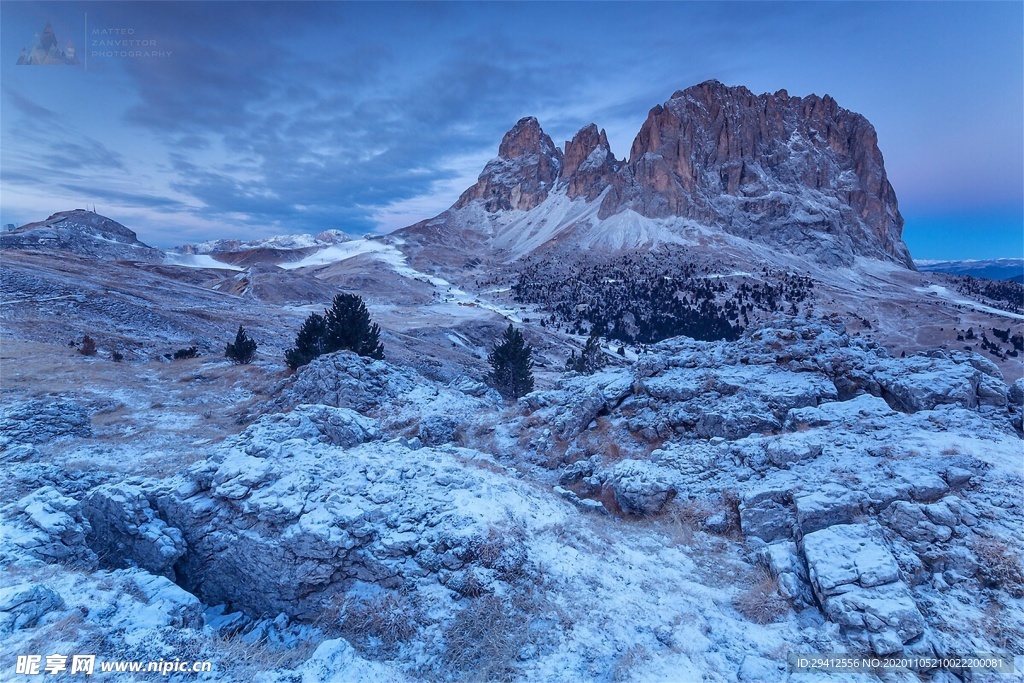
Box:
3;85;58;121
367;150;494;233
2;1;1020;259
98;4;686;235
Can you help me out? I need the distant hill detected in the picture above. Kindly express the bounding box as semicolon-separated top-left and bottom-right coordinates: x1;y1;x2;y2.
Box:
915;258;1024;281
0;209;164;261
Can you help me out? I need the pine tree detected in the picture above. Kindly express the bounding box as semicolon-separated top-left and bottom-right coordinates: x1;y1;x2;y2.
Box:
487;324;534;400
284;293;384;369
565;332;606;375
323;293;384;359
285;312;329;369
225;325;257;364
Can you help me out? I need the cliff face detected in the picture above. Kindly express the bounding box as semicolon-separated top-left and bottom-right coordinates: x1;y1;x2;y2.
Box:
620;81;911;267
453;116;563;212
435;81;913;269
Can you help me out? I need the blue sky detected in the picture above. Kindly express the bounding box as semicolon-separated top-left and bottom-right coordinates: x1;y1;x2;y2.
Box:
1;2;1021;260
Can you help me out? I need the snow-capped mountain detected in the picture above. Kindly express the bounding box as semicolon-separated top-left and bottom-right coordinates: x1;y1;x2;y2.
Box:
396;81;913;269
172;230;353;267
178;230;350;255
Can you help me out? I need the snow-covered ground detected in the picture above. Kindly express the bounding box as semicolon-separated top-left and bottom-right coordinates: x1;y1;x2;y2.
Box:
2;314;1021;682
164;252;245;271
914;284;1024;321
3;223;1023;682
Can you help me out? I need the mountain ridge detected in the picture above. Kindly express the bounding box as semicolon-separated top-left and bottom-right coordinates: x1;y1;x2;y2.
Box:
397;80;914;270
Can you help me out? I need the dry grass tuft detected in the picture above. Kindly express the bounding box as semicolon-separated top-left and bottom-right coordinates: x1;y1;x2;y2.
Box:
440;591;545;682
662;499;712;545
611;644;650;682
209;631;318;675
321;591;420;656
974;538;1024;598
732;568;789;625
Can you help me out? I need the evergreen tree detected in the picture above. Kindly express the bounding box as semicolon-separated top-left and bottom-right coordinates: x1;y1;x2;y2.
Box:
225;325;258;364
323;293;384;359
565;332;606;375
487;324;534;400
564;350;579;373
285;312;329;369
284;293;384;369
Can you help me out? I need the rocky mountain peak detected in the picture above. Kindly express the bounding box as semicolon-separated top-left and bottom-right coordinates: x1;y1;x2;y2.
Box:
562;124;614;176
497;116;557;161
623;82;912;267
453;117;563;212
562;123;622;206
435;81;914;269
669;78;752;103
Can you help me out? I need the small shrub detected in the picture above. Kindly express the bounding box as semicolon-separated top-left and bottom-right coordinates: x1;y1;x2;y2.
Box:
173;346;199;360
225;325;257;364
732;568;789;624
441;593;530;680
339;592;419;655
111;350;124;362
79;335;97;356
974;538;1024;597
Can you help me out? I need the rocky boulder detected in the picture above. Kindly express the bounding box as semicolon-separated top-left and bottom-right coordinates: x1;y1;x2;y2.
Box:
141;415;567;620
276;351;418;414
1;487;97;568
608;460;677;516
802;524;926;655
0;585;64;632
81;484;186;578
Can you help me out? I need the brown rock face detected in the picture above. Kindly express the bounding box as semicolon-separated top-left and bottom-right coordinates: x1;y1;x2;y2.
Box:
562;124;621;200
440;81;914;268
454;117;562;212
623;80;912;267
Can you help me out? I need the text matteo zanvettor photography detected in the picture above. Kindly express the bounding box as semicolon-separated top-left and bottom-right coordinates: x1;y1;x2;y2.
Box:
1;2;1022;681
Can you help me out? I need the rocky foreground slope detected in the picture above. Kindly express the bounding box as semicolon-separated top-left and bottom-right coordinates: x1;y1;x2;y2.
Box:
2;318;1021;681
